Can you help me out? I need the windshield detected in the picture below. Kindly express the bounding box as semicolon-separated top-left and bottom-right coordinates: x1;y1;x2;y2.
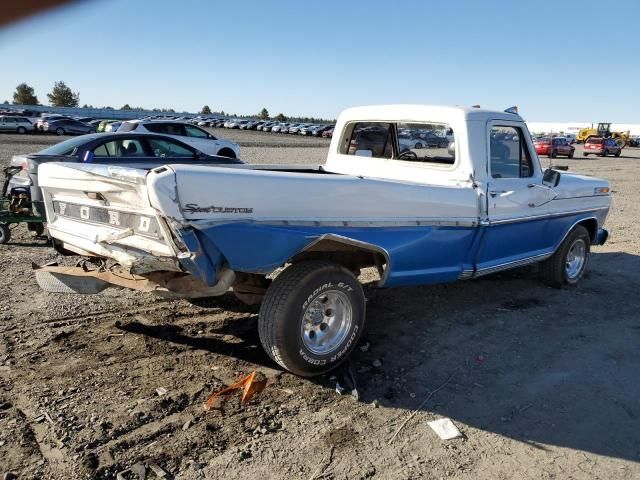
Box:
37;136;91;155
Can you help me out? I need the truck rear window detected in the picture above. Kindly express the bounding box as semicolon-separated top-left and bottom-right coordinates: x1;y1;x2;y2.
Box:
340;121;456;165
586;137;603;144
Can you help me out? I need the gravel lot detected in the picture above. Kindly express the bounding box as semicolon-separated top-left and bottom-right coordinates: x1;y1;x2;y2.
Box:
0;130;639;480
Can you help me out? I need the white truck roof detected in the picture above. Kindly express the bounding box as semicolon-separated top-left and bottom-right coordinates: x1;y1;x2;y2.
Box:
337;104;524;124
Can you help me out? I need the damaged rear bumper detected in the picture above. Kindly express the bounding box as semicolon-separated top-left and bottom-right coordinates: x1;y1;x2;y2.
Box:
33;263;236;298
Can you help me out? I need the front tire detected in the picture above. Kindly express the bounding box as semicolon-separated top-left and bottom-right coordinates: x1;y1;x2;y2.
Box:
568;150;574;158
551;149;557;158
217;148;236;158
55;128;64;136
539;225;590;288
258;260;365;377
17;126;26;134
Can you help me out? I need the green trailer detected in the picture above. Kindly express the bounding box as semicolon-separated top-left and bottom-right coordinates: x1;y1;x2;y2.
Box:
0;198;46;244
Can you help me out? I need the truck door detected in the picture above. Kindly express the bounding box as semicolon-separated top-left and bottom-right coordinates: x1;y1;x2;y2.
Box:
475;122;557;274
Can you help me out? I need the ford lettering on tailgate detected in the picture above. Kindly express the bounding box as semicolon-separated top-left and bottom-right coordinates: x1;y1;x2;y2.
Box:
52;201;162;238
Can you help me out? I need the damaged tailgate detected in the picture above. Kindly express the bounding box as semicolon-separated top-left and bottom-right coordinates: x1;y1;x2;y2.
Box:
38;162;182;274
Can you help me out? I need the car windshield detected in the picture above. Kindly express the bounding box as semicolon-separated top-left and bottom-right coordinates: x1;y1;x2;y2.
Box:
37;136;92;155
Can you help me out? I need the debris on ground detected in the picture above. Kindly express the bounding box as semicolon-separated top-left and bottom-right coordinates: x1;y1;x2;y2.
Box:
427;418;463;440
203;371;267;411
155;387;168;396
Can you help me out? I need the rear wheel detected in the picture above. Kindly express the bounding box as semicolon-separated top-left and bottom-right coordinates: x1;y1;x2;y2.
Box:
551;149;557;158
539;225;590;288
55;127;64;136
258;260;365;377
583;152;588;157
17;126;26;134
615;150;621;157
0;223;10;244
568;149;574;158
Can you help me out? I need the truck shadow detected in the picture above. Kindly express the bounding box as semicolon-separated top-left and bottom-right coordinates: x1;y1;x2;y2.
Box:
118;251;640;463
350;251;640;463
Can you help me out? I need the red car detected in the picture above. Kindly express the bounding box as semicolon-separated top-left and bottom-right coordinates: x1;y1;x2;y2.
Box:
534;137;575;158
322;127;334;138
583;137;622;157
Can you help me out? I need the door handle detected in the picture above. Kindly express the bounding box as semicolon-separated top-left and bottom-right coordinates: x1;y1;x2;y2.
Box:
489;190;507;197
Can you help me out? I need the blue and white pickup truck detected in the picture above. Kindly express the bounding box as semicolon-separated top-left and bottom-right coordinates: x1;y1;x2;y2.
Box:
36;105;611;376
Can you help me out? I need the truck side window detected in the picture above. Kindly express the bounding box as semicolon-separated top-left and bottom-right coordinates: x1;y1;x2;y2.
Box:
341;122;393;159
490;126;533;179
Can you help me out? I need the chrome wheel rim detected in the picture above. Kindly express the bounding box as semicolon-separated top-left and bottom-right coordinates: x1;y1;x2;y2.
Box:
301;289;353;355
565;239;586;280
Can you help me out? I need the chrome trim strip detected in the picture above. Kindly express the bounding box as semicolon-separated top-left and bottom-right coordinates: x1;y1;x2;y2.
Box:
458;269;474;280
487;207;608;226
301;233;392;285
188;218;479;229
475;252;553;277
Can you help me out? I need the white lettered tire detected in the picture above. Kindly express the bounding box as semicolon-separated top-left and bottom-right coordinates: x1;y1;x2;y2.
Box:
258;260;365;377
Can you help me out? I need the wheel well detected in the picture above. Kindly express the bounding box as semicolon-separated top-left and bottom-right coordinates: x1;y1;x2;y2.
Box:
291;237;387;280
217;148;236;158
577;218;597;242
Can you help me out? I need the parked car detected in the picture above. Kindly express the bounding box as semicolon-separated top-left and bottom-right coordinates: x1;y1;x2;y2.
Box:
287;123;306;134
412;131;449;147
74;116;94;124
322;127;334;138
271;123;287;133
312;125;334;137
43;118;96;136
36;115;70;131
628;135;640;147
36;104;611;377
0;115;35;134
299;124;321;136
534;137;575;158
117;120;240;158
583;137;622;157
6;132;243;218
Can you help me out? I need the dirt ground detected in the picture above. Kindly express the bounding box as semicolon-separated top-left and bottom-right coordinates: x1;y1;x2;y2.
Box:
0;129;639;480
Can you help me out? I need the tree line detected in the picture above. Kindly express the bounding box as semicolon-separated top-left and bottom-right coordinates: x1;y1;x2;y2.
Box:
7;82;334;123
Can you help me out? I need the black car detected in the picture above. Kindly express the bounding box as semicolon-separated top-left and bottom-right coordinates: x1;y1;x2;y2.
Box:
44;118;96;136
6;132;243;216
312;125;335;137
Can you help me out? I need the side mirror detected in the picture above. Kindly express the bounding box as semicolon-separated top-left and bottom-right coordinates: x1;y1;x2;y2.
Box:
543;168;561;187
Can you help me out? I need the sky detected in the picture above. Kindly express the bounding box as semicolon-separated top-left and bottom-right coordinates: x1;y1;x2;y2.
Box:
0;0;638;122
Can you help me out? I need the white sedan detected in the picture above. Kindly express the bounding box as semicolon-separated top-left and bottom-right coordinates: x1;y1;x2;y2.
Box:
117;120;240;158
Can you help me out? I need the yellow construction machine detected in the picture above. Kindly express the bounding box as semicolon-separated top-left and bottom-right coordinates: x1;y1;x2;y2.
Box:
577;123;630;146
